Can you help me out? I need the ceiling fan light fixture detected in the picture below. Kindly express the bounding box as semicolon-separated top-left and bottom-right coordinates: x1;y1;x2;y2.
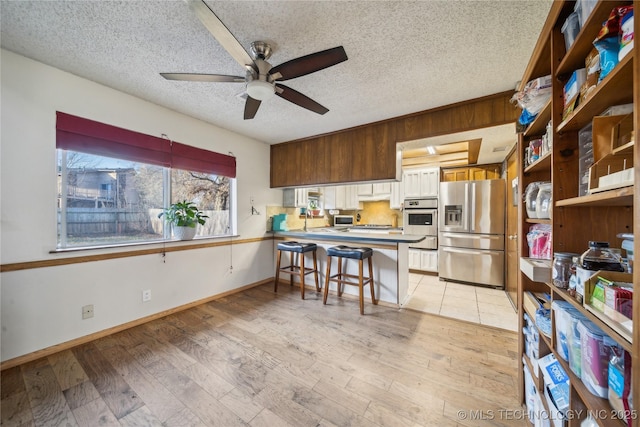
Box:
246;80;275;101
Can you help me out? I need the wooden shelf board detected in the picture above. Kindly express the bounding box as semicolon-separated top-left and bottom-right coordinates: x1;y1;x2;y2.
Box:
555;0;633;77
525;218;552;225
551;285;632;353
555;355;627;427
524;151;552;174
524;100;552;137
555;186;634;207
557;54;634;134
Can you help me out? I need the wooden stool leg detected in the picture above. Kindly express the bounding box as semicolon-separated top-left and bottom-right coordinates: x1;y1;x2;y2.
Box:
323;256;331;304
312;251;320;292
337;258;344;296
289;251;294;287
368;256;377;305
274;250;282;292
299;253;305;299
358;259;365;315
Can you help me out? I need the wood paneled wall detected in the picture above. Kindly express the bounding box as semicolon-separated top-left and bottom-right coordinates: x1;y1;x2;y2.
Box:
270;90;520;188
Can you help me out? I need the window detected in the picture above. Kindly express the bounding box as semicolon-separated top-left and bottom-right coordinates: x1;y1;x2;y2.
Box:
56;112;236;249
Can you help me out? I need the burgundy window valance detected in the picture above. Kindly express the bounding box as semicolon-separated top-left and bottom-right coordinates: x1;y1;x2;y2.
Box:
56;112;236;178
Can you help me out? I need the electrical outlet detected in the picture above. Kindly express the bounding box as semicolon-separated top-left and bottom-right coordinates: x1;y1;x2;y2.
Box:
142;289;151;302
82;304;94;319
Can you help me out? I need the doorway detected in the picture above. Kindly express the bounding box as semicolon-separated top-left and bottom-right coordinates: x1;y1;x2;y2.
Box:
505;147;519;307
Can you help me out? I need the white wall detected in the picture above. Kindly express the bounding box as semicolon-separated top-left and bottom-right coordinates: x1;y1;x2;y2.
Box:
0;50;282;362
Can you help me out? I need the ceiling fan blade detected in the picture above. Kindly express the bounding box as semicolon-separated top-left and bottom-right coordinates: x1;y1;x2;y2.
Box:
244;96;261;120
161;73;245;82
185;0;256;72
275;84;329;115
269;46;347;81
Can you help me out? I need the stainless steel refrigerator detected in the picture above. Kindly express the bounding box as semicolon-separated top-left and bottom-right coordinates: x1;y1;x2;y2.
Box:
438;179;506;288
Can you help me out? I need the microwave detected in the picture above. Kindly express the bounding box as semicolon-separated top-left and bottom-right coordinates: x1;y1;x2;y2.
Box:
334;215;355;227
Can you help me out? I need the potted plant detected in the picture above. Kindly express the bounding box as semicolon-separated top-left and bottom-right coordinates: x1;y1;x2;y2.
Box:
308;199;321;217
158;200;208;240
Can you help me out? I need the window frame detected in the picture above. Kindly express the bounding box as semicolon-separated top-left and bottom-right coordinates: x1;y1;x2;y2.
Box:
55;112;237;250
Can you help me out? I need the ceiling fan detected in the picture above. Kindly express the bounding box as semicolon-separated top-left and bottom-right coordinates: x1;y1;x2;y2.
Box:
161;0;348;120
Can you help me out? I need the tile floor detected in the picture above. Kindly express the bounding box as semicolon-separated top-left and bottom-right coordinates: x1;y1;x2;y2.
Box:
404;272;519;332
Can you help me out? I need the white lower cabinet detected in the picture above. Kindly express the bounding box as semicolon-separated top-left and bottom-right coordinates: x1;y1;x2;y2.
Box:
408;248;438;272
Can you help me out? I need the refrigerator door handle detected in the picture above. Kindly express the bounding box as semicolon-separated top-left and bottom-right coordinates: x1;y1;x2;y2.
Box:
441;246;503;256
463;182;469;232
440;232;502;240
469;182;476;232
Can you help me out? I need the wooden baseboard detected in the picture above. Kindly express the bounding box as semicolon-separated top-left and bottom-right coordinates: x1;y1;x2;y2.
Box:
0;278;272;371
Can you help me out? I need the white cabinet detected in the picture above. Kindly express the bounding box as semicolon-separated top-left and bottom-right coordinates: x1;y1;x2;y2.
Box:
283;188;319;208
420;168;439;197
357;184;373;196
408;248;438;272
390;180;404;209
357;182;391;199
420;250;438;272
404;167;439;198
324;185;359;210
342;185;359;210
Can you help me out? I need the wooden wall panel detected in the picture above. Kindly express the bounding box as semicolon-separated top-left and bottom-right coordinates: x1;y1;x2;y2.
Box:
270;90;520;188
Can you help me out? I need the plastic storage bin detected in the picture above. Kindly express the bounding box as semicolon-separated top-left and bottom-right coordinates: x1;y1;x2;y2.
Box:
575;0;597;28
561;12;580;52
578;123;593;157
552;301;585;361
567;307;589;377
577;318;616;398
621;238;633;272
535;183;552;219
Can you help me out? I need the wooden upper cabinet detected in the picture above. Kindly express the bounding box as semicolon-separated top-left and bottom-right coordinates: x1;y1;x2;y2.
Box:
442;168;468;182
440;163;501;182
270;91;519;188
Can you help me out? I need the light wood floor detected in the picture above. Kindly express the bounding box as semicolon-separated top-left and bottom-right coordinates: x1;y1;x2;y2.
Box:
1;282;528;427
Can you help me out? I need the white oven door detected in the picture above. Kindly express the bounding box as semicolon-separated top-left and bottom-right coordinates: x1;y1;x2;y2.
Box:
404;209;437;236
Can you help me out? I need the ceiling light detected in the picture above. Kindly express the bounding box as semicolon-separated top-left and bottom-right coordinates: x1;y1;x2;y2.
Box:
246;80;275;101
426;146;436;155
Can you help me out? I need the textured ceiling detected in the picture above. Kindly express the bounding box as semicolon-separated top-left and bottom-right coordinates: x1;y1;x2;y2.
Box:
1;0;552;164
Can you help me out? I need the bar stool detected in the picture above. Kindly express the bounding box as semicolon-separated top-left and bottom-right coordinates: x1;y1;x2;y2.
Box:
274;241;320;299
323;245;377;315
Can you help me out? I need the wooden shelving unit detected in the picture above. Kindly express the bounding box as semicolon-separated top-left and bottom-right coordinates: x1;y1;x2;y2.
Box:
516;1;638;426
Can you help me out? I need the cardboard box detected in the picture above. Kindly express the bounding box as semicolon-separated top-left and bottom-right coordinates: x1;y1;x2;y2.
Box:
583;271;634;341
587;152;633;194
562;69;586;121
588;153;634;193
592;114;634;162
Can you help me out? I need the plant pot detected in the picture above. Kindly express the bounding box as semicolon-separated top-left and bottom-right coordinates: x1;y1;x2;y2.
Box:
173;225;197;240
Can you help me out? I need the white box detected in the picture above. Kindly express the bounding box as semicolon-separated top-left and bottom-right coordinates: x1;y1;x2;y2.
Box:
521;257;552;283
598;168;634;190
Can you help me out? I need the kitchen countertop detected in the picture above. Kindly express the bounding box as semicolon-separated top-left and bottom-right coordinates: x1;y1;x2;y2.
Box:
273;227;426;244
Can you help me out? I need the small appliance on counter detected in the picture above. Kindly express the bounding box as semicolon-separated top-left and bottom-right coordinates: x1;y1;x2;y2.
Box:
272;214;287;231
333;215;354;227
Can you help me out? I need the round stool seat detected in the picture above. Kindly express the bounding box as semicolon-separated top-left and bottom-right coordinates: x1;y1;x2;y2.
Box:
277;241;317;253
327;245;373;260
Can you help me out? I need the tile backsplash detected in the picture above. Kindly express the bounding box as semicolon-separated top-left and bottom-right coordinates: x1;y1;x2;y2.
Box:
266;200;402;231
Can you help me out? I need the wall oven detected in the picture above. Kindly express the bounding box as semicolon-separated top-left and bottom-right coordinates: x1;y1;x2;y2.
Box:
403;198;437;249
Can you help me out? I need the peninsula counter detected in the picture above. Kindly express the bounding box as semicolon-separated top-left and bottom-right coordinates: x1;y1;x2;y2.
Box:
273;229;426;307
